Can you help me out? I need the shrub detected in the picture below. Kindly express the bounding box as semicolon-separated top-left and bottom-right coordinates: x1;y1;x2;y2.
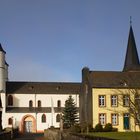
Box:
80;123;94;133
104;123;113;132
94;123;103;132
112;127;118;132
69;124;81;133
49;126;55;130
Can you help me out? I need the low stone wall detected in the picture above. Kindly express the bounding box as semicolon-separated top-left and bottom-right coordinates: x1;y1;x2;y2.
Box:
62;133;115;140
0;131;12;140
44;129;61;140
44;129;115;140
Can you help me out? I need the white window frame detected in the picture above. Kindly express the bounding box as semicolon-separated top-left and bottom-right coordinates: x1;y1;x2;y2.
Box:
111;95;117;107
111;114;118;125
123;95;129;107
99;95;105;107
99;113;106;125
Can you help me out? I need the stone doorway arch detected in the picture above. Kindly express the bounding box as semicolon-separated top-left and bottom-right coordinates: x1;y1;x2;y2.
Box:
21;114;36;133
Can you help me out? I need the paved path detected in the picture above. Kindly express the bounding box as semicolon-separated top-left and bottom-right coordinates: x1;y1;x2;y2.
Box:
13;133;45;140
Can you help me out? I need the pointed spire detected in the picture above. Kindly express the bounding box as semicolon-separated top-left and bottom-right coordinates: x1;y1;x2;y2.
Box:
123;25;140;71
0;44;6;54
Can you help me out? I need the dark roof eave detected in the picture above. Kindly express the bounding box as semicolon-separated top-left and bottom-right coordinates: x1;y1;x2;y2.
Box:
6;81;81;94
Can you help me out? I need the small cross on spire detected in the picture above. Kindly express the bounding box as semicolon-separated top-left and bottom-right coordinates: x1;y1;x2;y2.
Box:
130;16;132;26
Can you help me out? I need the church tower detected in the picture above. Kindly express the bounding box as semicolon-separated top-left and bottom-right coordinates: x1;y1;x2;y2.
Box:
123;25;140;71
0;44;8;129
0;44;6;93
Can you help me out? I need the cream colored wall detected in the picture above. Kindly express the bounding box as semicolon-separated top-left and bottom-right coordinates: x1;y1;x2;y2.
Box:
92;88;140;132
7;94;35;107
7;94;79;107
4;112;63;132
4;94;79;131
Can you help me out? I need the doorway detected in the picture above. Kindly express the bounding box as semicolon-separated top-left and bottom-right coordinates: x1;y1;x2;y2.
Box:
21;115;36;133
24;121;32;133
123;113;129;130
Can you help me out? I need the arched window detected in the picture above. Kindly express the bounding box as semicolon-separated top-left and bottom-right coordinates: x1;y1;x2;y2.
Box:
41;114;46;123
38;100;41;107
56;114;60;122
29;100;33;107
8;95;13;106
57;100;61;107
8;118;13;125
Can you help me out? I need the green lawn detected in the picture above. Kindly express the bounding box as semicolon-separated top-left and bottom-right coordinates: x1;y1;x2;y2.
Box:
87;132;140;140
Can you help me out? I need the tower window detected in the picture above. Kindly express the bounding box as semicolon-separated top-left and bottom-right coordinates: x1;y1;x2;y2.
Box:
38;100;41;107
42;114;46;123
57;100;61;107
29;100;33;107
8;95;13;106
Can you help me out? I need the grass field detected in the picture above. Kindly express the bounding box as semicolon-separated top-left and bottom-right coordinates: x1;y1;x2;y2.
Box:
87;132;140;140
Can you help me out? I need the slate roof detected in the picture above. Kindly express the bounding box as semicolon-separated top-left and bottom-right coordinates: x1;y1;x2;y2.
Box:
6;107;64;113
0;44;6;54
6;81;81;94
89;71;140;88
6;107;79;113
123;26;140;71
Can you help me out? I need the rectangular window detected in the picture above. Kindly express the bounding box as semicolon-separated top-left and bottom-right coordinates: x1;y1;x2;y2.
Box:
135;114;140;124
99;113;106;125
111;114;118;125
111;95;118;107
135;95;140;106
99;95;106;107
123;95;129;107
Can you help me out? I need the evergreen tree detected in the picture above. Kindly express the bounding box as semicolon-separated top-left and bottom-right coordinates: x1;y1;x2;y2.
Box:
62;95;79;128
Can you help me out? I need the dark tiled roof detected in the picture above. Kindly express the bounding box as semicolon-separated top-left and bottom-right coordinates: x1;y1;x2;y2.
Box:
0;44;6;53
6;81;81;94
89;71;140;88
6;107;79;113
6;107;64;113
5;61;9;66
123;26;140;71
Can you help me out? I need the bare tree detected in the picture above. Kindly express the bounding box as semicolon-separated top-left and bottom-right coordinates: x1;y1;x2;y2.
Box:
111;75;140;133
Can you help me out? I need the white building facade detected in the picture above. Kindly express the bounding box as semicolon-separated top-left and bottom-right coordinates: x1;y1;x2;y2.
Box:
0;45;80;133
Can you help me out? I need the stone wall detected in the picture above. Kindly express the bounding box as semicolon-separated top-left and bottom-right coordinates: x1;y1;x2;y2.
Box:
44;129;115;140
62;132;115;140
44;129;61;140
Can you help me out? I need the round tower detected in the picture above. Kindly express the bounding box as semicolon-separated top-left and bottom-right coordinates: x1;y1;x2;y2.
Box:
0;44;6;93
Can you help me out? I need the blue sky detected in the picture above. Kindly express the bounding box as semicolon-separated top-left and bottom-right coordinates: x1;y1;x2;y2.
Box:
0;0;140;82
